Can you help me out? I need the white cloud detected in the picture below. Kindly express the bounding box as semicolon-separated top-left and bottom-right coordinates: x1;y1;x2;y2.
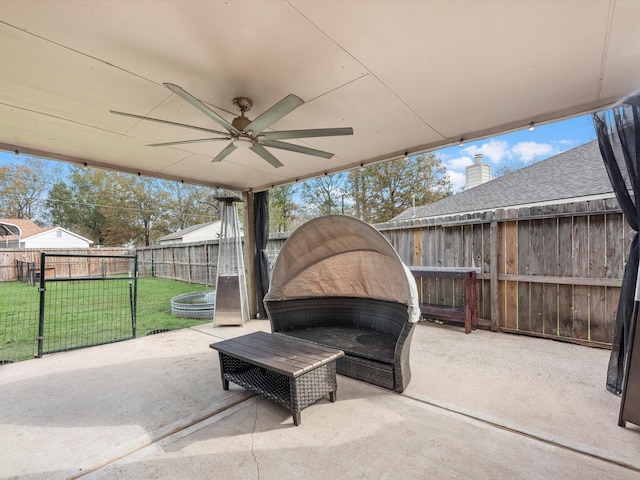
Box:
446;170;466;191
512;141;553;162
446;156;474;170
463;139;511;164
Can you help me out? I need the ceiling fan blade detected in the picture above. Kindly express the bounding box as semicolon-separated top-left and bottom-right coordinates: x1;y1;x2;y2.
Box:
244;94;304;135
110;110;229;136
261;127;354;141
262;140;334;159
250;143;284;168
149;137;229;147
164;83;239;134
212;142;237;163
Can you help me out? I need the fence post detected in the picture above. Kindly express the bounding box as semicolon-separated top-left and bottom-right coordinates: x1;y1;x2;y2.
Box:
130;255;138;337
37;252;46;358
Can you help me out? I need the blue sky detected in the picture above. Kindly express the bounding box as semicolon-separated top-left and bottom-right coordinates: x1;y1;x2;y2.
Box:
1;113;598;192
437;113;597;191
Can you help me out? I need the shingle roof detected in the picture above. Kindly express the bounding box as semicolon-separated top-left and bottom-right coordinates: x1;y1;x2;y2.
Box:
392;140;613;221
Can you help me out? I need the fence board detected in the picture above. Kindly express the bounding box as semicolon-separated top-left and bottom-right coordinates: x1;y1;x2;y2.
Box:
413;228;421;265
573;216;590;340
540;216;558;335
606;213;625;279
517;220;531;331
590;285;608;343
503;221;518;330
557;217;574;338
588;214;606;342
529;219;545;333
481;223;492;319
450;226;462;306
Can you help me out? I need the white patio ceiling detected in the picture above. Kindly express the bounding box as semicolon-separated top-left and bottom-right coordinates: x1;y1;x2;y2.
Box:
0;1;639;192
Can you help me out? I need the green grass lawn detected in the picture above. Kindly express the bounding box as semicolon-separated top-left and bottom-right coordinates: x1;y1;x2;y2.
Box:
136;277;212;333
0;277;213;363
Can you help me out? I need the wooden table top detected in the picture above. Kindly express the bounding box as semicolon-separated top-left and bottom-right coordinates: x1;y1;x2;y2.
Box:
210;331;344;378
409;266;480;278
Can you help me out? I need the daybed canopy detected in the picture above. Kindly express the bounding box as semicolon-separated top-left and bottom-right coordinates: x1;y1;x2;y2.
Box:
265;215;419;322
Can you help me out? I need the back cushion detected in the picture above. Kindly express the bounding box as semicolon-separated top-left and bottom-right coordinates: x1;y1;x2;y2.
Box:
265;297;408;337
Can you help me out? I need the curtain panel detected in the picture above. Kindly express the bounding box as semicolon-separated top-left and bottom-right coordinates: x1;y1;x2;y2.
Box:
593;104;640;394
254;191;270;319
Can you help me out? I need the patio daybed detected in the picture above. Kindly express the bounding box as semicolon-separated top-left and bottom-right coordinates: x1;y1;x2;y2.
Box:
264;215;420;393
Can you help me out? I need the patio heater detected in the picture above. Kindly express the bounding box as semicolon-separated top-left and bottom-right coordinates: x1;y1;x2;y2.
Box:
214;196;248;326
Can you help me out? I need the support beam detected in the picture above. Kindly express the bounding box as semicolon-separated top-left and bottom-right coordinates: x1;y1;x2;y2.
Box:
243;191;258;319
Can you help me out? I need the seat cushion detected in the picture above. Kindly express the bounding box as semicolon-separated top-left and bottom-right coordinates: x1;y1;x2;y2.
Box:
282;326;395;364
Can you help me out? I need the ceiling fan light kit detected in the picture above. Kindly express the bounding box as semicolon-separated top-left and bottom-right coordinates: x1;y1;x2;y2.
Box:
232;137;253;149
113;84;353;168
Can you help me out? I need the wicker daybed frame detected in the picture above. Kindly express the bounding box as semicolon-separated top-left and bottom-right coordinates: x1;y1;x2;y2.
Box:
264;215;420;394
266;296;416;393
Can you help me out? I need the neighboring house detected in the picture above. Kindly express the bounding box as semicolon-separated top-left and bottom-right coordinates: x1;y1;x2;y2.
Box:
0;218;93;249
157;221;223;245
391;139;615;222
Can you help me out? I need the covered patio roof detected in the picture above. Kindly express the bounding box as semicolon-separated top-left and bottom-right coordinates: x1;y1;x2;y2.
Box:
1;1;639;192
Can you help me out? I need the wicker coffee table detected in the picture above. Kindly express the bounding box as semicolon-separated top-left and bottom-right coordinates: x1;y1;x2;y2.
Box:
210;331;344;426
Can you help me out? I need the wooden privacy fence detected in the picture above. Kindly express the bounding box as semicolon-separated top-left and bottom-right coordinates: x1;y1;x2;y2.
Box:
379;198;628;347
0;204;624;348
0;248;132;282
137;241;219;285
135;234;289;286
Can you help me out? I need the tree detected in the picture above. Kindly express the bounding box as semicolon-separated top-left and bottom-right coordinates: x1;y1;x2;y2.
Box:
46;167;113;245
162;182;217;232
348;153;451;223
46;166;237;246
269;184;298;232
107;174;172;247
0;159;52;222
299;173;348;219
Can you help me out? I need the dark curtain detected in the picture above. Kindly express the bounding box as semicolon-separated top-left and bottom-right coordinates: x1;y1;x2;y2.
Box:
254;191;270;318
593;104;640;394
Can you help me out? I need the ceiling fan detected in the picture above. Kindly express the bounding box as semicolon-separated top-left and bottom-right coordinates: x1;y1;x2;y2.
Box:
111;83;353;168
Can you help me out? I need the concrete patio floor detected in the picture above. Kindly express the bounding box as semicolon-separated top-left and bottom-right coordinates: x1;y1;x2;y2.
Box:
1;319;639;479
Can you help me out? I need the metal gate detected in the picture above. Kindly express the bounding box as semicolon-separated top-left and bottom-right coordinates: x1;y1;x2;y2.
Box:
37;252;137;357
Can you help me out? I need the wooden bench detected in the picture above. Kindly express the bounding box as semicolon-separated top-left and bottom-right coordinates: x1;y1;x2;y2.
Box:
409;267;479;334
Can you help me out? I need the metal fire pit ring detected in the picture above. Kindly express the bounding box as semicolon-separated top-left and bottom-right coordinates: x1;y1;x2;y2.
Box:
170;291;216;319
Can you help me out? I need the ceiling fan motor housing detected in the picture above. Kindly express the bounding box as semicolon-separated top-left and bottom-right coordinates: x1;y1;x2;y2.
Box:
232;115;251;132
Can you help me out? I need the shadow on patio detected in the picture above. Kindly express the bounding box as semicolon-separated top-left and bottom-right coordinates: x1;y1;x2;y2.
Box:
0;319;638;479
